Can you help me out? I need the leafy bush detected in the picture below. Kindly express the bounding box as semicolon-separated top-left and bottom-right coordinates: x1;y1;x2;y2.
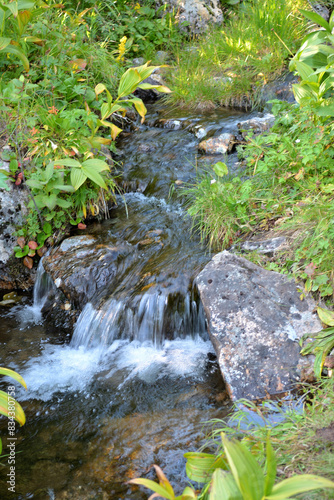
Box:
0;2;171;265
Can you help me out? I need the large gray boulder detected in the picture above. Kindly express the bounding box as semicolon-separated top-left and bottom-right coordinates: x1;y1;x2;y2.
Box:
195;251;321;400
162;0;223;32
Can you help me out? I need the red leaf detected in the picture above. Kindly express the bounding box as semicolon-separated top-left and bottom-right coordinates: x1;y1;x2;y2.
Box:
78;223;87;230
37;246;47;257
17;237;25;249
23;256;33;269
305;262;317;277
28;241;38;250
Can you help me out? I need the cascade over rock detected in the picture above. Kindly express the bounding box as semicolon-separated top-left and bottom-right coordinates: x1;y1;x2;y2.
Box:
195;251;321;400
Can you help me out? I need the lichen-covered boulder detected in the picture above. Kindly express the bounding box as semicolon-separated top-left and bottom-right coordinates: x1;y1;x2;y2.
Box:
161;0;223;33
195;251;321;400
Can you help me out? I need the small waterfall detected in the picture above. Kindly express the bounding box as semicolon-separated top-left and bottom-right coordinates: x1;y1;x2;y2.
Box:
71;289;207;349
20;258;54;325
33;258;54;310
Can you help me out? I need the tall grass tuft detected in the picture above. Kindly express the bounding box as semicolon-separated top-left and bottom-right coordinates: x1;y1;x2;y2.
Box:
166;0;308;108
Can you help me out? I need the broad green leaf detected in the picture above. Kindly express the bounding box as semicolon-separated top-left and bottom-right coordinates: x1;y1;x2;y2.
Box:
295;62;318;83
317;307;334;326
185;451;227;483
56;197;72;209
209;469;243;500
101;102;112;120
177;486;197;499
109;123;122;140
137;83;172;93
95;83;107;97
43;222;52;234
314;350;327;378
214;162;228;177
52;184;75;192
6;2;19;17
2;44;29;71
26;178;43;189
264;435;277;496
268;474;334;499
299;8;331;32
222;433;265;500
22;35;44;44
134;62;162;81
17;1;35;11
0;36;10;50
128;96;147;123
292;84;316;104
330;9;334;31
0;367;27;389
44;162;54;182
0;391;26;426
118;67;142;98
44;193;58;210
70;168;87;190
81;164;107;189
128;478;174;499
82;159;110;172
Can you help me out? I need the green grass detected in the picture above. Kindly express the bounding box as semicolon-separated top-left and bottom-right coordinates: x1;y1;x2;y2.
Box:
165;0;308;108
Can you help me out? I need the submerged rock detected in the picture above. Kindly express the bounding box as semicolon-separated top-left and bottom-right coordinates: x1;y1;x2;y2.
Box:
195;251;321;400
198;133;235;154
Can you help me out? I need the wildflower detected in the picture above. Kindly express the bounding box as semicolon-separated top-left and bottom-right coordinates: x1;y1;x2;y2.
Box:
116;36;127;62
295;139;301;143
134;2;140;10
48;106;59;115
210;179;216;184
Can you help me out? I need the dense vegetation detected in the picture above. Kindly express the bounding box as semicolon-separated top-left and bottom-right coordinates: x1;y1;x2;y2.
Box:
1;0;334;498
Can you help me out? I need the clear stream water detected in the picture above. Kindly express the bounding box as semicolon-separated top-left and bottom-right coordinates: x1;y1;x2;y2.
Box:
0;104;257;499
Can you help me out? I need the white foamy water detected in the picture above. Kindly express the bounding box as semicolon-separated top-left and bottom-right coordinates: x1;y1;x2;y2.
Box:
17;336;214;402
17;259;54;327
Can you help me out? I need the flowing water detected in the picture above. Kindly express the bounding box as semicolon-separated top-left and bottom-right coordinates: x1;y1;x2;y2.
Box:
0;104;256;499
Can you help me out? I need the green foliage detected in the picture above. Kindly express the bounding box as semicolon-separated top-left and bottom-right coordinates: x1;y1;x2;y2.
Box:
129;433;334;499
300;307;334;378
0;367;27;427
165;0;308;107
0;0;171;259
289;9;334;114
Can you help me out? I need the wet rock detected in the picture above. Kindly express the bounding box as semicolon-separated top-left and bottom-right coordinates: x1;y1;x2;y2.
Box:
237;113;275;137
43;235;134;308
0;155;34;290
195;251;321;401
137;143;157;153
234;236;288;256
198;133;235;154
152;118;183;130
161;0;224;32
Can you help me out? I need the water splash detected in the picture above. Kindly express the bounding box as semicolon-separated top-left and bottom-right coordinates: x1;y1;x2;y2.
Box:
71;289;207;349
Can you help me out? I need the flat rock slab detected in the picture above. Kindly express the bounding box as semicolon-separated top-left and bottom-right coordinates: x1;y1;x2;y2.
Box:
195;251;321;401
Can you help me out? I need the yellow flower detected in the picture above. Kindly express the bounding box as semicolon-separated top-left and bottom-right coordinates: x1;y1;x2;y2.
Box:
116;36;127;62
134;2;140;10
